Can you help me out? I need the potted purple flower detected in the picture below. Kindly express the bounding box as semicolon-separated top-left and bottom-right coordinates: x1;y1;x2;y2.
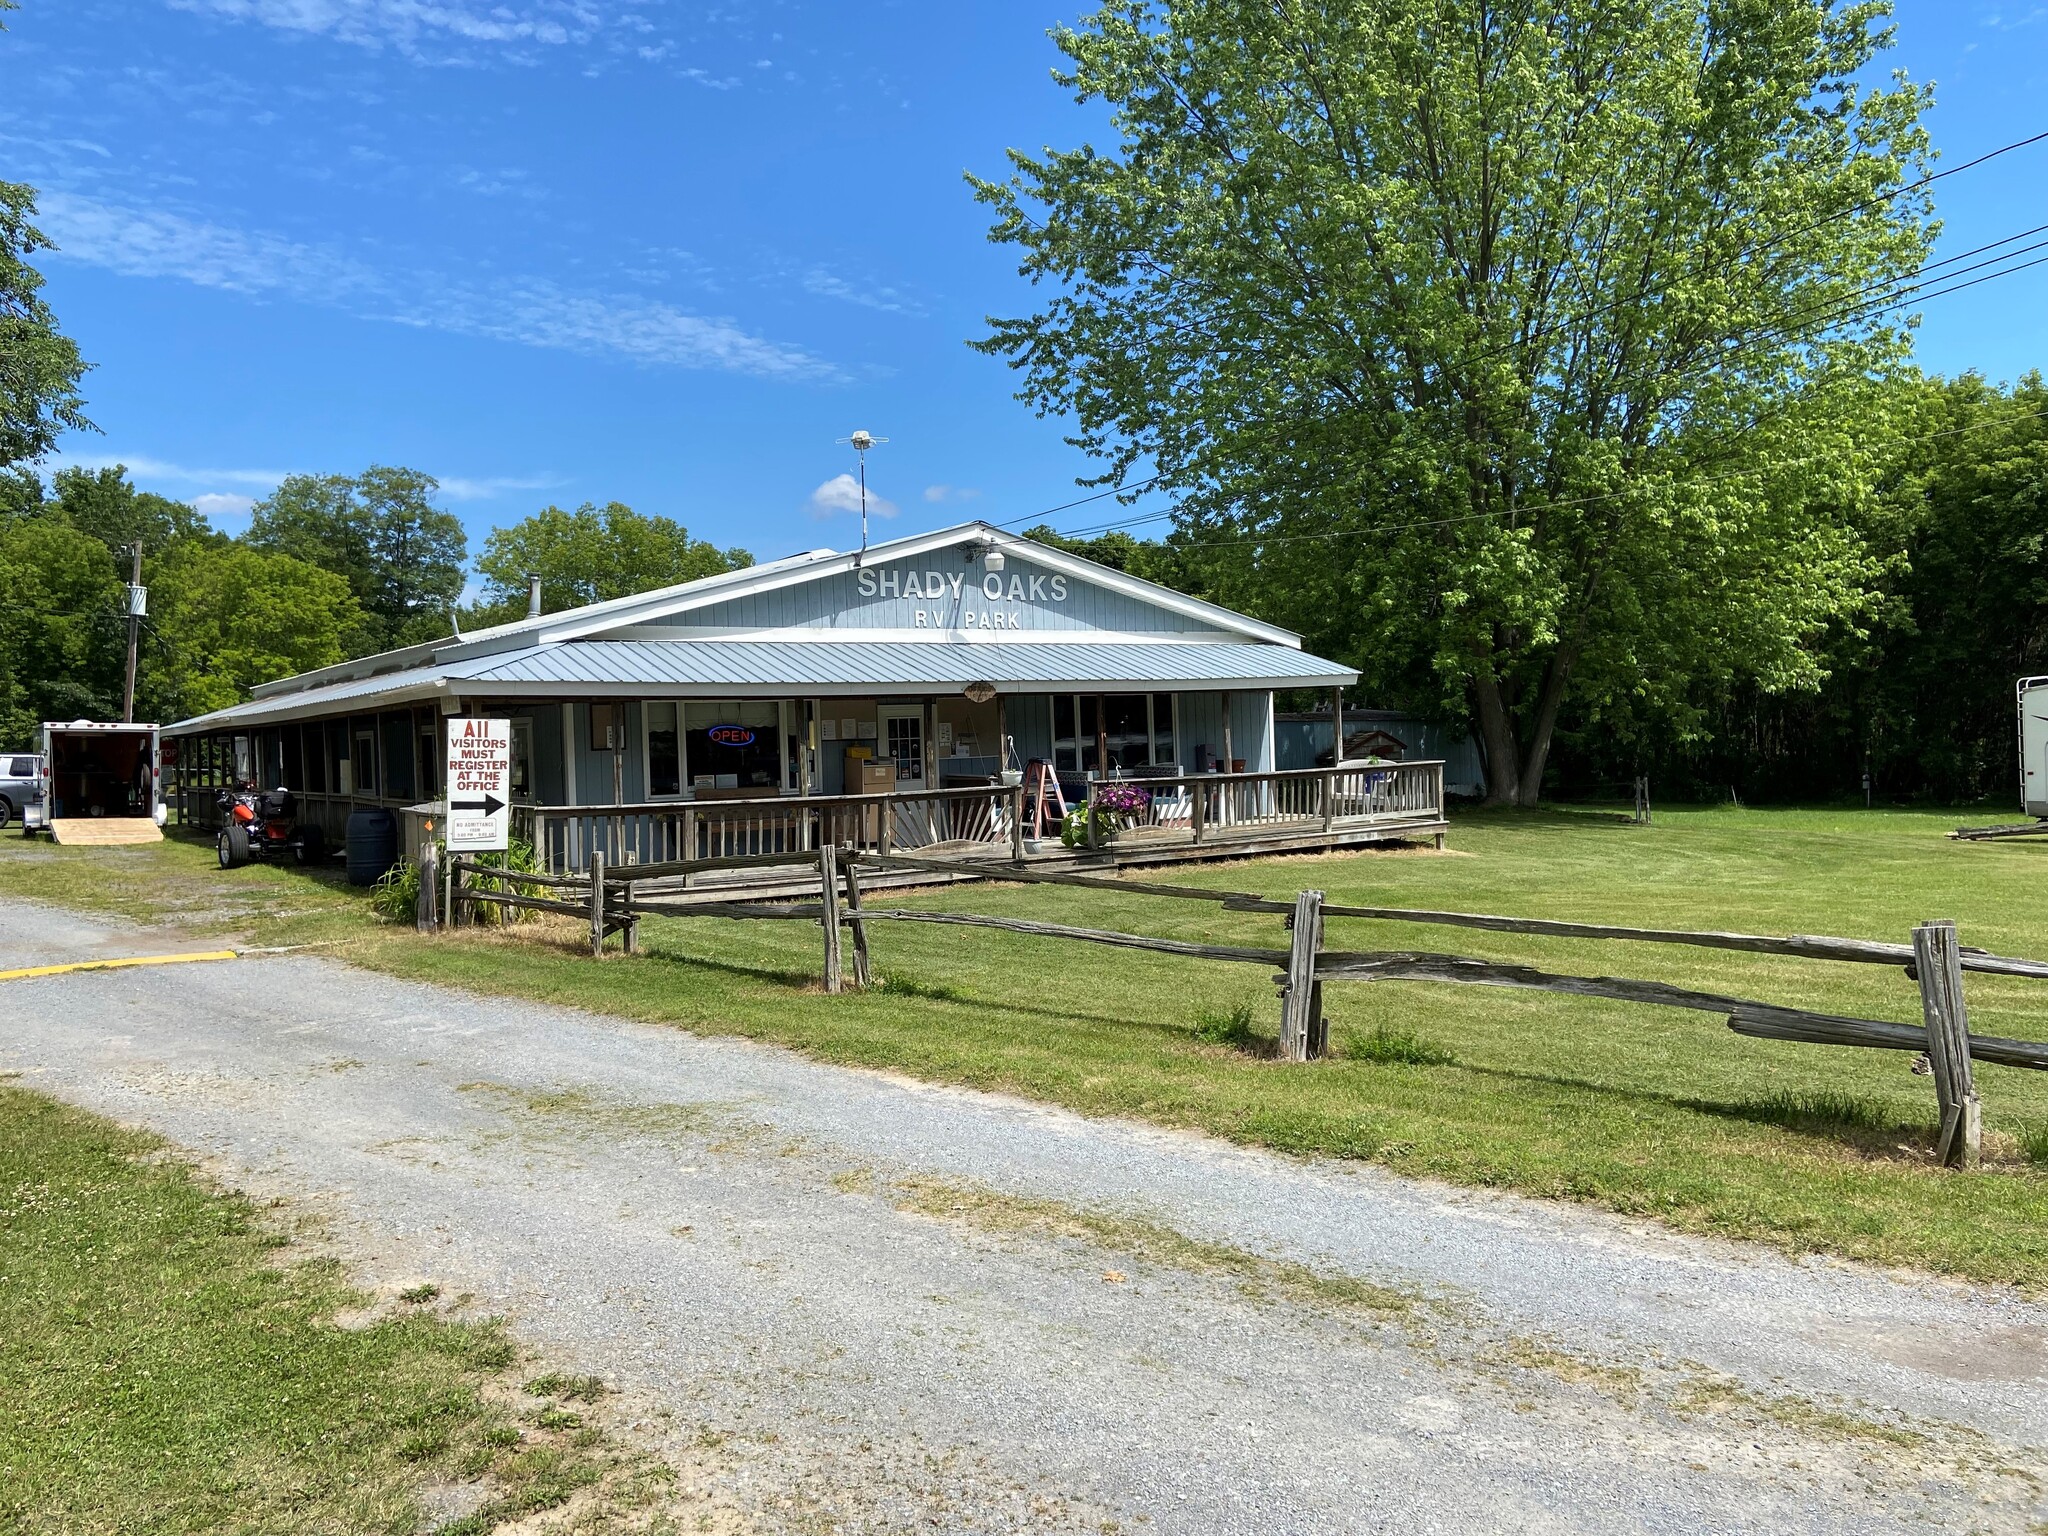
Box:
1061;781;1153;847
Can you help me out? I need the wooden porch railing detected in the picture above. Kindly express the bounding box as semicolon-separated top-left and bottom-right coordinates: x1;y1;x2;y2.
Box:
514;782;1030;875
1081;760;1445;849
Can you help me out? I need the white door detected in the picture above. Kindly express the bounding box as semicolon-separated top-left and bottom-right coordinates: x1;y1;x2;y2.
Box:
878;705;934;847
879;706;928;791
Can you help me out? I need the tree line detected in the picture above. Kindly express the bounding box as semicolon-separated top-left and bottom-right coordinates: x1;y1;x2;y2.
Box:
0;462;750;747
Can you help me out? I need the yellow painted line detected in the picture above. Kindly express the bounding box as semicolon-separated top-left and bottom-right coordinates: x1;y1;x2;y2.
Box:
0;950;240;983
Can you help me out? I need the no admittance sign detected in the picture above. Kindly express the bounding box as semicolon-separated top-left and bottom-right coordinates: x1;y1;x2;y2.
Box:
445;717;512;852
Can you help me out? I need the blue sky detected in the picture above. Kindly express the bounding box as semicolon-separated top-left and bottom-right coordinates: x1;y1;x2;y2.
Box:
5;0;2046;575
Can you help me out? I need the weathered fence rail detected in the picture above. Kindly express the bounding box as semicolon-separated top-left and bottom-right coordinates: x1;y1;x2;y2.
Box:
422;840;2043;1169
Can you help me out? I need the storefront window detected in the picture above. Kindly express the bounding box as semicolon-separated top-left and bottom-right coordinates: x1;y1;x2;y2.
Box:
1152;693;1176;766
683;701;782;791
1052;694;1177;774
1103;694;1150;770
645;702;681;797
509;719;534;802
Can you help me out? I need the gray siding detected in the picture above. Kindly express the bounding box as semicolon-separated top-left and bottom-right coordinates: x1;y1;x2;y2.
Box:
570;700;645;804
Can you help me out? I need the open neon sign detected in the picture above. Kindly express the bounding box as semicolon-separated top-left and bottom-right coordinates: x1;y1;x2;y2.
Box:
705;725;756;747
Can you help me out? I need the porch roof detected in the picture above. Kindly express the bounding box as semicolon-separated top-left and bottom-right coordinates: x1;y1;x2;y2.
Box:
167;637;1357;734
463;639;1357;693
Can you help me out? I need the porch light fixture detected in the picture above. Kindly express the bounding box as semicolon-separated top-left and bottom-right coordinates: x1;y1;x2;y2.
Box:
966;537;1004;573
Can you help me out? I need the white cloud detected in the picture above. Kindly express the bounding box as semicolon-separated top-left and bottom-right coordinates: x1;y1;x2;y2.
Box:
807;473;896;522
435;473;563;502
38;192;842;381
799;266;927;317
49;452;292;488
923;484;980;504
49;453;557;511
192;492;257;521
167;0;596;57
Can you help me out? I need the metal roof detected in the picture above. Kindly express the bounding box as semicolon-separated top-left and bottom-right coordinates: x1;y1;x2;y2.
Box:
167;638;1356;732
169;666;453;732
460;640;1356;694
237;520;1303;704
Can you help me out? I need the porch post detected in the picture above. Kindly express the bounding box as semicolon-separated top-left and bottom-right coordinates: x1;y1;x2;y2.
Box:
1331;685;1344;763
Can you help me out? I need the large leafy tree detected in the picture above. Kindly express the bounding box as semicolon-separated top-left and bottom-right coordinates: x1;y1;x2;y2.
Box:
137;540;364;721
469;501;751;623
0;515;123;745
49;465;209;556
0;181;91;471
975;0;1932;803
245;466;465;652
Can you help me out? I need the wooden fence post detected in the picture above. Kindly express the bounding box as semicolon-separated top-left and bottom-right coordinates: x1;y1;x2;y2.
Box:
1279;889;1325;1063
1913;919;1980;1168
450;856;468;928
416;841;439;933
843;851;871;989
588;850;607;959
818;843;844;993
1010;785;1026;864
621;875;639;955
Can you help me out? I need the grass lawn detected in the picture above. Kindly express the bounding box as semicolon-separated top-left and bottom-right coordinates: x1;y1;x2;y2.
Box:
5;803;2047;1290
0;1084;672;1535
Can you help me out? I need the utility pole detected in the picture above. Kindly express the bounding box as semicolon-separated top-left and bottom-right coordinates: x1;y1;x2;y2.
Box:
121;543;145;723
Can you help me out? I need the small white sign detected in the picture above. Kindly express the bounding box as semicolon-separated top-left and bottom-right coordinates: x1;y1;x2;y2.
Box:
445;717;512;852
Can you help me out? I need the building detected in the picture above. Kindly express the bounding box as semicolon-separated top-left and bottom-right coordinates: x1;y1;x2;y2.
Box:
166;522;1447;872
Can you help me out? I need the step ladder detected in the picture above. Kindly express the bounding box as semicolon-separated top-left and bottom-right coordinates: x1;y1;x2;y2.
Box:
1024;759;1067;841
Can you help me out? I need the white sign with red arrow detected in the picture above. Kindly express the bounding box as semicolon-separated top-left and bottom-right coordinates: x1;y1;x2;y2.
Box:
445;717;512;852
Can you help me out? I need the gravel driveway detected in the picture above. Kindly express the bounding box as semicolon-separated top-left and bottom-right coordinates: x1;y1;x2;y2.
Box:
4;899;2043;1534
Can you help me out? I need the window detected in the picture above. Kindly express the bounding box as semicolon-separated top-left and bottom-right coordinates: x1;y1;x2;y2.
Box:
510;719;534;802
7;757;33;777
884;712;924;784
683;701;782;791
350;730;376;797
1051;694;1177;774
644;703;682;798
417;720;441;801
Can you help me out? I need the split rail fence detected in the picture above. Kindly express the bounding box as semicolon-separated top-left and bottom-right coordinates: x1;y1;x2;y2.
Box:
430;843;2048;1169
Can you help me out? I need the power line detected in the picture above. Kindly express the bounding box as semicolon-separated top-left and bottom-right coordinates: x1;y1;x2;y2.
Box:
1041;399;2048;556
1447;127;2048;373
1026;218;2048;548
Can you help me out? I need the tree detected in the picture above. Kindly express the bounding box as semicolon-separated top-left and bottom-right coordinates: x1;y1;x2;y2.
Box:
470;501;751;624
0;179;92;471
0;515;123;746
974;0;1932;803
49;465;208;556
1020;523;1207;594
245;466;466;652
137;541;364;721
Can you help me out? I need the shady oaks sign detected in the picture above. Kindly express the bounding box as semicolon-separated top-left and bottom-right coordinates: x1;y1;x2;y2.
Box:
855;565;1070;632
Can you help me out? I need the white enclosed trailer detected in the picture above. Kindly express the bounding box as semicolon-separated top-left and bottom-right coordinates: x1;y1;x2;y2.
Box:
2019;677;2048;819
24;720;166;844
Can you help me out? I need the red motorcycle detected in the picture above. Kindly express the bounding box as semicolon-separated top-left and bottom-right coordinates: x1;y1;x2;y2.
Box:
216;782;326;868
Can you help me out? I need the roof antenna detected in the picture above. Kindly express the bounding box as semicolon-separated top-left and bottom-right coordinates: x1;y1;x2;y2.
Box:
835;429;888;561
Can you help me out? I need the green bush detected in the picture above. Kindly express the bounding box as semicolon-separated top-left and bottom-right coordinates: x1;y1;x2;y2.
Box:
370;837;545;925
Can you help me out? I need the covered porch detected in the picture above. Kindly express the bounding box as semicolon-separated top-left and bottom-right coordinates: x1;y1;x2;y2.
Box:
514;757;1447;886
